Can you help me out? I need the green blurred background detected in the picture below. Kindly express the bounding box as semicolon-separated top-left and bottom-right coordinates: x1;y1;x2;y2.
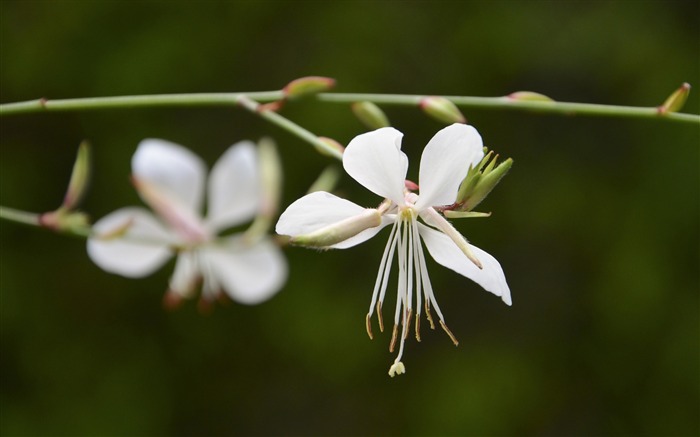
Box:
1;1;698;435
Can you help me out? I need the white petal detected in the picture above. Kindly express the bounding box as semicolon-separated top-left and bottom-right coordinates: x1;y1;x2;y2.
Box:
342;127;408;205
418;223;511;305
201;235;287;305
275;191;389;249
206;141;260;232
87;207;175;277
415;124;484;209
132;139;207;215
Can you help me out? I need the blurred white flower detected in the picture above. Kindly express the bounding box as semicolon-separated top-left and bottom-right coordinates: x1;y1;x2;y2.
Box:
276;124;511;376
88;139;287;307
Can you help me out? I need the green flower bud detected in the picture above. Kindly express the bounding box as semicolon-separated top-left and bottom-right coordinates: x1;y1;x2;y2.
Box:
244;137;282;242
62;141;90;210
419;96;466;124
351;101;391;129
658;82;691;114
454;152;513;212
315;136;345;158
507;91;554;103
283;76;336;100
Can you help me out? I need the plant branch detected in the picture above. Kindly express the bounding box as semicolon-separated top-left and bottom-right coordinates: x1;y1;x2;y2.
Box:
1;91;697;124
317;93;700;124
236;95;343;160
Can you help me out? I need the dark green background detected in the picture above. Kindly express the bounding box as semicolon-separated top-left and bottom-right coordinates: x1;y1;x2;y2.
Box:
1;1;698;435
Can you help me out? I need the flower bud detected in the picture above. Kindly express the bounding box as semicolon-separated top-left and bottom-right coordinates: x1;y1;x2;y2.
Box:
283;76;336;100
307;166;341;194
62;141;91;210
244;137;282;242
351;101;391;129
507;91;554;103
315;136;345;158
419;96;466;124
291;208;382;248
658;82;691;114
39;209;90;233
455;153;513;212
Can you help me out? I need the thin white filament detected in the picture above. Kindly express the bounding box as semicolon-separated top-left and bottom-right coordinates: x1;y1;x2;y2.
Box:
368;219;399;316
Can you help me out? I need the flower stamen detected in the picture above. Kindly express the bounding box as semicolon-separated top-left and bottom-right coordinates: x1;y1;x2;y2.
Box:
365;313;373;340
389;324;399;353
376;301;384;332
415;313;421;341
439;320;460;346
403;308;413;340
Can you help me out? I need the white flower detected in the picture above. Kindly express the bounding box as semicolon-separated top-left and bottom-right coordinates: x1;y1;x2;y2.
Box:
276;123;511;376
87;139;287;307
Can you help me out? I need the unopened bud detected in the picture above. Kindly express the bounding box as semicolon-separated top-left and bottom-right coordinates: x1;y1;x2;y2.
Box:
283;76;336;100
244;137;282;243
315;136;345;158
419;96;466;124
39;208;90;233
257;137;282;218
62;141;91;210
455;155;513;212
307;166;341;194
658;82;691;114
507;91;554;103
291;208;381;248
351;101;391;129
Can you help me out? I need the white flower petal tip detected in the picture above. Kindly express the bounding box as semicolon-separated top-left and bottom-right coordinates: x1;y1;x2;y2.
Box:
206;141;260;232
415;124;485;209
342;127;408;205
203;236;288;306
87;208;173;278
388;361;406;377
132;139;207;214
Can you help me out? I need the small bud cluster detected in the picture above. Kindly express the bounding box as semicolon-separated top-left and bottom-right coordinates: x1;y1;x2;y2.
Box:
449;150;513;214
39;141;92;233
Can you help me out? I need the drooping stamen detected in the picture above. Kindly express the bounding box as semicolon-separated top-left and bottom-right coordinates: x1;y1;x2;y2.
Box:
403;308;413;340
365;313;373;340
425;302;436;329
376;301;384;332
439;320;460;346
415;314;421;341
368;220;399;319
389;324;399;353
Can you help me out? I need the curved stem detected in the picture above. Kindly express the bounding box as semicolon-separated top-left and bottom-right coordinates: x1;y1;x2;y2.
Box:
0;91;282;116
237;95;343;160
2;91;697;124
0;206;40;226
316;93;700;124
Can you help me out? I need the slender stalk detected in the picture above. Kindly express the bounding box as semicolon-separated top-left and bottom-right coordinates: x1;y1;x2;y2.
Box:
0;92;282;116
0;206;40;226
1;92;697;124
317;93;700;124
237;95;343;160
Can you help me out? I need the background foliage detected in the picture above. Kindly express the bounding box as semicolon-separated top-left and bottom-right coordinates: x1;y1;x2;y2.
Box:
1;1;698;435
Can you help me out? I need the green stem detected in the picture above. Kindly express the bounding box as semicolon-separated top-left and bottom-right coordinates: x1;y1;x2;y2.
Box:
237;95;343;160
0;92;282;116
317;93;700;124
0;206;40;226
1;91;697;124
